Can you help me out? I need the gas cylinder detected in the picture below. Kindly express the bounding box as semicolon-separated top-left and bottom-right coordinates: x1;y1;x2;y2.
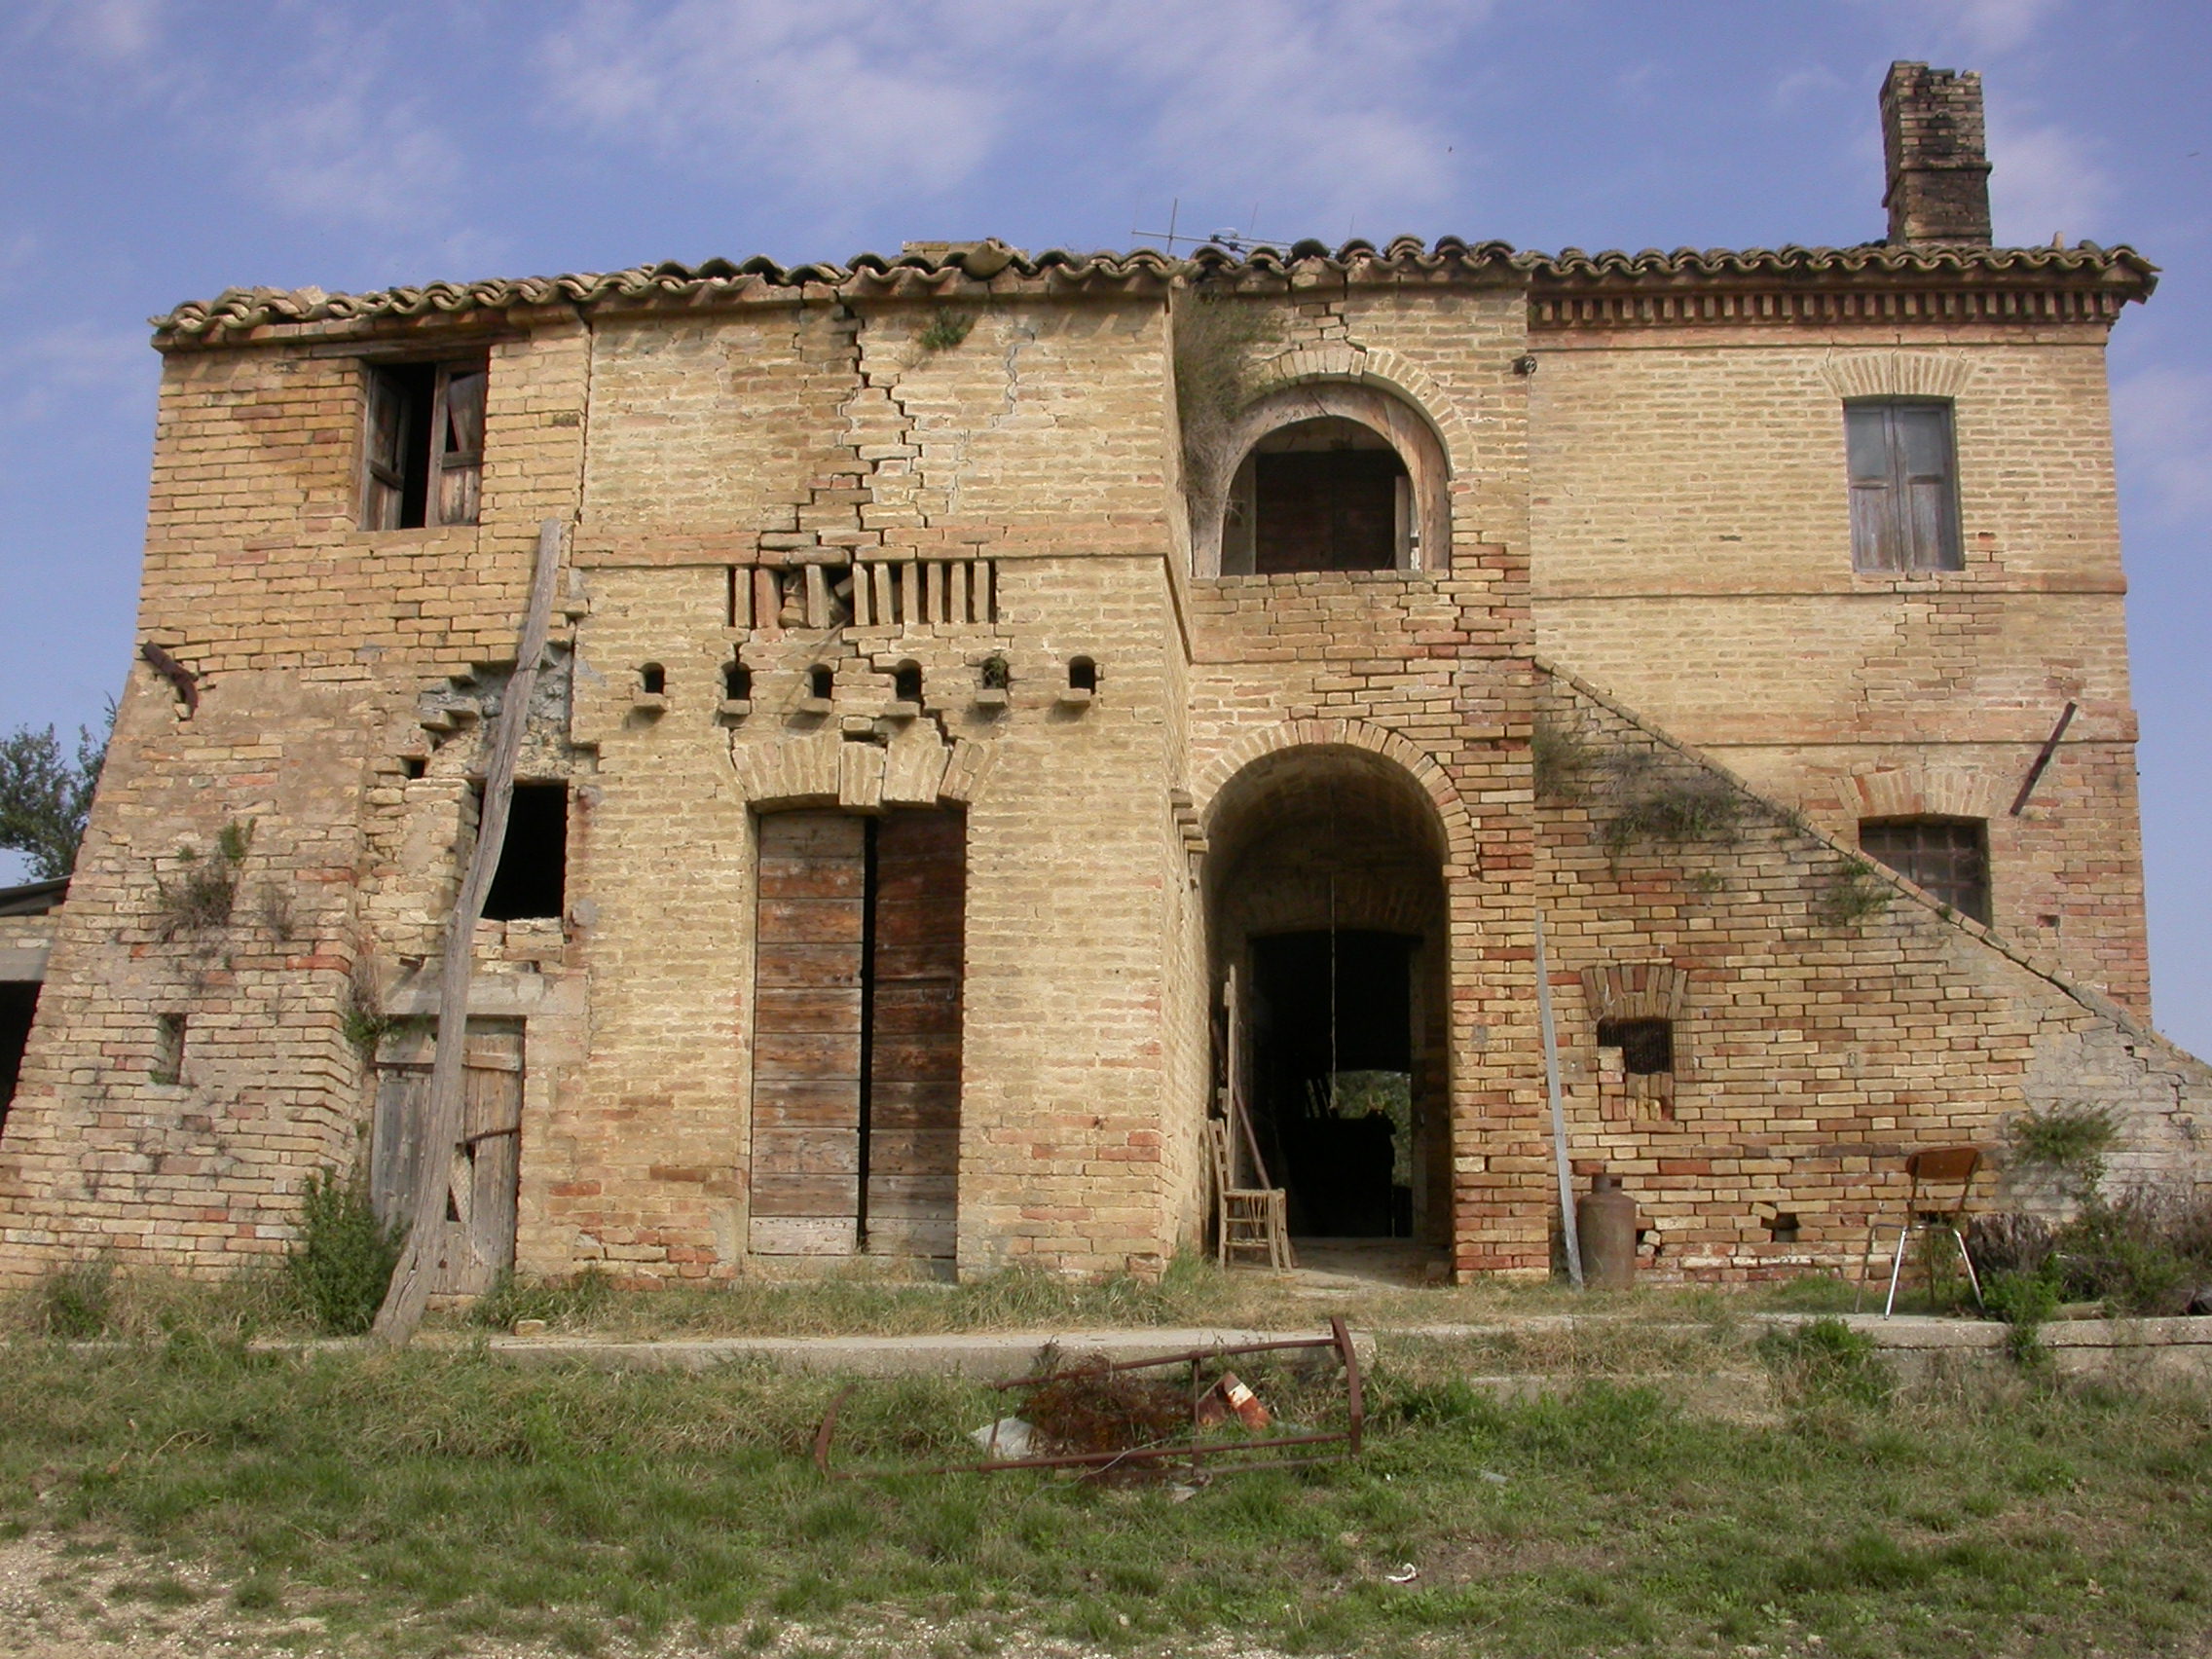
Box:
1576;1172;1640;1289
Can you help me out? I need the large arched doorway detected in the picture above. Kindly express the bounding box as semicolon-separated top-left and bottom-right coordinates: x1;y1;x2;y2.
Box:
1204;745;1453;1264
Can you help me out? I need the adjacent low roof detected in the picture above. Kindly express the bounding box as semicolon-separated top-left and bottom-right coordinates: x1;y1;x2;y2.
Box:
150;234;2157;347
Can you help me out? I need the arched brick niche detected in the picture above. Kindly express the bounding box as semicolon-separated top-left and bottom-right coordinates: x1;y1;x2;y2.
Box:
1191;380;1453;578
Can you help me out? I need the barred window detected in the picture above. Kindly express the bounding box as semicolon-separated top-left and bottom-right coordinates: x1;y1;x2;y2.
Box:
1846;399;1961;572
1860;817;1989;924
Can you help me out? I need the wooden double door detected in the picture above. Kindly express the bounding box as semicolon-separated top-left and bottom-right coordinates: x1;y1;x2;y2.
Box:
750;808;965;1260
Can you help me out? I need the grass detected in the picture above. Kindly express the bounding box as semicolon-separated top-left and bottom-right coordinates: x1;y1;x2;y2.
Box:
0;1321;2207;1657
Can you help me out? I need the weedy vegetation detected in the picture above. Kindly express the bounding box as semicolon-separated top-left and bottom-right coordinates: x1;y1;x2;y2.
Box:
152;819;252;939
917;308;976;351
285;1168;404;1336
0;1308;2207;1658
1815;860;1894;930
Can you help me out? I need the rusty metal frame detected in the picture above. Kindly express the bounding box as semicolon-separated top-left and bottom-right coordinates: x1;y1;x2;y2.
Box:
813;1316;1364;1481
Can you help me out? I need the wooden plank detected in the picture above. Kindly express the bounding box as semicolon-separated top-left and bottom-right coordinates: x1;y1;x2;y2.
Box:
1535;908;1583;1290
865;809;963;1253
376;521;565;1346
752;810;866;1254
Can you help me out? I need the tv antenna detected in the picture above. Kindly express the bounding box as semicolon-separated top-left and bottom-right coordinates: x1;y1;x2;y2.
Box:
1132;200;1305;257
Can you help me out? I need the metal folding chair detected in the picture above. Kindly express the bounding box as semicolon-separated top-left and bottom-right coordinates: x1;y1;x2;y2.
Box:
1857;1145;1984;1317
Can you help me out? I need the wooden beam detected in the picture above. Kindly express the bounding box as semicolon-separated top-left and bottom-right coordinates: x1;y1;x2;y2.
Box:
1535;909;1583;1289
373;521;566;1346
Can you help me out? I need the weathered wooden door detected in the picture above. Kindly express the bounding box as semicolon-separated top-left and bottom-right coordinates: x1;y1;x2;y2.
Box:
749;808;964;1261
749;812;866;1256
864;809;965;1260
370;1020;523;1294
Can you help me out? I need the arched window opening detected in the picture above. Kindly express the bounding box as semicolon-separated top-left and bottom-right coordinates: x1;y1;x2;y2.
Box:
1067;657;1097;693
639;663;667;697
1224;418;1413;575
893;661;924;704
722;661;753;702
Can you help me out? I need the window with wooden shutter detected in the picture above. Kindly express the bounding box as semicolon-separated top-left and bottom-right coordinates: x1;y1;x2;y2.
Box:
1845;399;1961;572
360;357;487;530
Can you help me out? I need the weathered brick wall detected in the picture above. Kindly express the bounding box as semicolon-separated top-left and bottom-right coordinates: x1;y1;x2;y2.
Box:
0;668;375;1276
1531;667;2207;1280
1;249;2186;1290
1530;330;2149;1014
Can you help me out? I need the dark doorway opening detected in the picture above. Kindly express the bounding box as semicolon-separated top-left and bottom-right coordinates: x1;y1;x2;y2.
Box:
483;782;569;921
0;981;38;1136
1249;930;1416;1237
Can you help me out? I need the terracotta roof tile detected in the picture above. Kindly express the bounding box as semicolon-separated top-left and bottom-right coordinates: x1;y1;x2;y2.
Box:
150;236;2155;346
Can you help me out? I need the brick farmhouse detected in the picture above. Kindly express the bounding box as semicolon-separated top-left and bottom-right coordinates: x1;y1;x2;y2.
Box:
2;62;2205;1288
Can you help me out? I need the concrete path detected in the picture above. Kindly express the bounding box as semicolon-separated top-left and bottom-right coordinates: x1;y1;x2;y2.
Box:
471;1310;2212;1382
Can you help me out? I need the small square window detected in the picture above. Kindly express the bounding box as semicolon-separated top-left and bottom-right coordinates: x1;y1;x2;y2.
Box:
1597;1017;1674;1076
1845;398;1961;572
1860;817;1989;925
362;358;487;530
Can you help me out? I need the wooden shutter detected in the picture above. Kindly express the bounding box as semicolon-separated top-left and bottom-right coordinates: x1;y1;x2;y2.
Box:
865;809;965;1260
434;365;487;527
1846;402;1900;571
1892;402;1961;571
1848;400;1960;572
362;368;408;531
750;812;866;1255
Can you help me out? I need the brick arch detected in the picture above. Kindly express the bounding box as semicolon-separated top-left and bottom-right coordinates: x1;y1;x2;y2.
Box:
729;730;996;812
1195;720;1475;872
1844;763;2003;825
1191;349;1464;578
1817;350;1976;402
1244;345;1476;470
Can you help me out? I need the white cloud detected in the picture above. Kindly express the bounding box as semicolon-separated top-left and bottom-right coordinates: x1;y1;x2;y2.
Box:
535;0;1490;239
231;73;462;229
2114;365;2212;529
0;322;159;429
20;0;166;63
1984;100;2111;244
1862;0;2062;55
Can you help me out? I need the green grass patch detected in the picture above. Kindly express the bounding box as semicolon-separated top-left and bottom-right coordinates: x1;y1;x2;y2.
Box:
0;1328;2205;1656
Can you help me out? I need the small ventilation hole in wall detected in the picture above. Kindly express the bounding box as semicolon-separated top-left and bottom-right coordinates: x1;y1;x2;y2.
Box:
809;665;835;700
723;662;752;701
640;663;667;697
893;661;923;703
401;756;426;780
1768;1213;1800;1244
152;1014;186;1086
1067;656;1097;692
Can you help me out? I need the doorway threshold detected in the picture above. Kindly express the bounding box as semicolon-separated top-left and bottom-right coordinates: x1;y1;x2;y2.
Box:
1282;1238;1449;1290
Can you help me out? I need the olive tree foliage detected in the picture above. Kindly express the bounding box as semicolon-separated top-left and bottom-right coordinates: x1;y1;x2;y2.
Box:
0;708;112;881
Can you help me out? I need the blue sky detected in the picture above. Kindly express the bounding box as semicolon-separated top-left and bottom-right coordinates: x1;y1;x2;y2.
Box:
2;0;2207;1048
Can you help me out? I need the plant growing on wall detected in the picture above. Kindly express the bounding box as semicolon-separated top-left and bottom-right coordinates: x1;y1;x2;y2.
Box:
2006;1101;2120;1203
1531;717;1595;804
918;309;976;351
1173;289;1283;509
1814;862;1893;930
153;819;252;940
1597;749;1743;865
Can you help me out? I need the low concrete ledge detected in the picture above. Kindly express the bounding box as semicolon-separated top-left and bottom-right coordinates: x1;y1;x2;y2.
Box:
481;1325;1378;1382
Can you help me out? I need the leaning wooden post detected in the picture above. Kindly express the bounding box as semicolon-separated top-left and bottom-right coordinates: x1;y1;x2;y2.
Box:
1534;909;1583;1289
373;520;566;1346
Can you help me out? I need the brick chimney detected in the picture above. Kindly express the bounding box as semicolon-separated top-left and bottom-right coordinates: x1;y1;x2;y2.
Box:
1881;61;1993;246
